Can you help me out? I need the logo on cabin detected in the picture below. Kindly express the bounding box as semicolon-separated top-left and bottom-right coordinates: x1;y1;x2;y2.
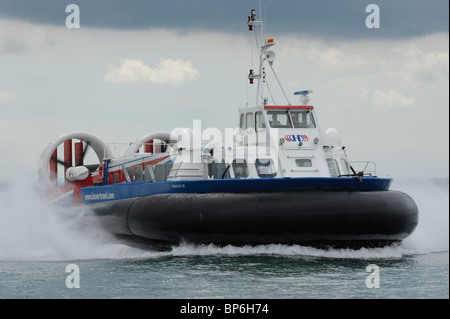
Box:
284;134;309;142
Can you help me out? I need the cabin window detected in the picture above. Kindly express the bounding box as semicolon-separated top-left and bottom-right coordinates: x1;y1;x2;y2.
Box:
255;112;266;132
326;159;339;177
323;146;340;177
267;111;292;128
126;167;134;181
154;164;164;181
334;160;340;176
255;158;277;178
209;161;229;179
246;113;255;130
232;159;249;178
208;162;219;179
239;113;245;130
295;159;312;167
290;110;316;128
164;163;173;180
135;166;143;182
144;165;155;182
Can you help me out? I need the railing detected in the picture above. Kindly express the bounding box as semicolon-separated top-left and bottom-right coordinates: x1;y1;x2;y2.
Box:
106;141;168;159
349;161;377;177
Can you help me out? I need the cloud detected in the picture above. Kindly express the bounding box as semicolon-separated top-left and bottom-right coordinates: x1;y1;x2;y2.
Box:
0;19;57;54
372;89;416;112
308;47;370;68
401;44;449;82
104;58;200;84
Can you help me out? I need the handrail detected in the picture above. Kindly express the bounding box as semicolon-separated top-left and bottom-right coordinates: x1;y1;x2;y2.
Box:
349;161;377;176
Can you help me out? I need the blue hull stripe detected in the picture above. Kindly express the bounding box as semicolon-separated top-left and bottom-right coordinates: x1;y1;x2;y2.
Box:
81;177;392;204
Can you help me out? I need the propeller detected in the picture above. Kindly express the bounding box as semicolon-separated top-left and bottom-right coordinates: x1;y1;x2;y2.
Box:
50;141;90;168
49;141;98;181
50;156;71;168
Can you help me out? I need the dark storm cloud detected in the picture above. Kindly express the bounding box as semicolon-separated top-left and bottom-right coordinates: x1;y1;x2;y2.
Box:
0;0;448;39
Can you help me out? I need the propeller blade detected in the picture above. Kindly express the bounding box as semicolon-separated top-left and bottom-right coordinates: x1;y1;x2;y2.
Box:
76;141;90;166
50;156;72;168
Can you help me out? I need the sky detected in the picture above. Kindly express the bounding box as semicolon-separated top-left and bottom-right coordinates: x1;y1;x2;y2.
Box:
0;0;448;182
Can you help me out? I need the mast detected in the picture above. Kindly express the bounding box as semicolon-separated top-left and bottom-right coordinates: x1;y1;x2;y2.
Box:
247;9;291;107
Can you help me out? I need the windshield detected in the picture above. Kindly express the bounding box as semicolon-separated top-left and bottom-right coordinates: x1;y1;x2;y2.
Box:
290;110;316;128
267;111;292;128
267;110;316;128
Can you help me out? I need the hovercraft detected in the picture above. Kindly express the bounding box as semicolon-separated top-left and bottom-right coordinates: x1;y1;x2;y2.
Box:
38;9;418;250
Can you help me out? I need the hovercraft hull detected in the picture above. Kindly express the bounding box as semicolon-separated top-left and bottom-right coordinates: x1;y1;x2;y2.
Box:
90;189;418;250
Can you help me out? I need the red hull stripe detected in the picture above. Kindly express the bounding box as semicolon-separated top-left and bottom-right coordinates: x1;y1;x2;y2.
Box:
264;105;314;110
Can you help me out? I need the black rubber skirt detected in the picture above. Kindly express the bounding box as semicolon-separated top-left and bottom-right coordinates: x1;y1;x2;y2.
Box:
90;189;418;249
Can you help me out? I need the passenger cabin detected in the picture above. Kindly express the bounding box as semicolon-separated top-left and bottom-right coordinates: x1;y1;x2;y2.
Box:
230;104;353;179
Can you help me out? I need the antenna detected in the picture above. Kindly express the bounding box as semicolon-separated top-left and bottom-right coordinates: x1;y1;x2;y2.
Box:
246;7;291;106
259;0;262;20
264;5;267;40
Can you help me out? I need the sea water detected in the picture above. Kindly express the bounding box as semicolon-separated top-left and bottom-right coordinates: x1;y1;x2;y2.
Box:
0;178;448;300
